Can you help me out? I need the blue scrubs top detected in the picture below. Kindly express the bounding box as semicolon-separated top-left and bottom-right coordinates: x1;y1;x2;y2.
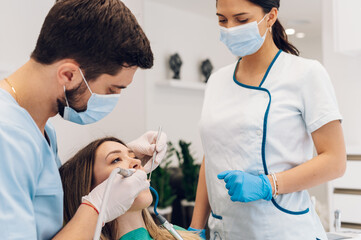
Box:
0;89;63;239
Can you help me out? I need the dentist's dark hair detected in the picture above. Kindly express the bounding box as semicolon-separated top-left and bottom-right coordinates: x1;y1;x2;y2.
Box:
216;0;299;56
31;0;153;81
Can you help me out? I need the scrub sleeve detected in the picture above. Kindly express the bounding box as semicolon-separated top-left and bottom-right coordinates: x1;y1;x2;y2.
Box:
0;125;40;239
0;89;63;239
300;61;342;133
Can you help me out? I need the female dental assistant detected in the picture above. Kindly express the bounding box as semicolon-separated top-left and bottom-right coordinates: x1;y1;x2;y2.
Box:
189;0;346;239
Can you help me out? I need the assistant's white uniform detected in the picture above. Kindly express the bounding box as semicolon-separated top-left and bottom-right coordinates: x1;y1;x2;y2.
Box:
199;50;341;240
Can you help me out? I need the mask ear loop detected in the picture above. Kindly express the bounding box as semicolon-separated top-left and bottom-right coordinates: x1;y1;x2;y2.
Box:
258;13;271;37
63;86;69;107
78;68;93;94
257;13;269;25
267;14;273;33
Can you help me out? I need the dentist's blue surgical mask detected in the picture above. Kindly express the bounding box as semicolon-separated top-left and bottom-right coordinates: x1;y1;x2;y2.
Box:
220;14;269;57
63;68;121;125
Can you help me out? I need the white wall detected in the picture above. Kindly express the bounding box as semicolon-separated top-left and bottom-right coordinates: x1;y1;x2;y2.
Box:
322;0;361;154
143;0;235;164
290;36;323;63
0;0;54;75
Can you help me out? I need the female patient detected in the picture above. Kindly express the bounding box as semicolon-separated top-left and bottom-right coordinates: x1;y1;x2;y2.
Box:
59;137;201;240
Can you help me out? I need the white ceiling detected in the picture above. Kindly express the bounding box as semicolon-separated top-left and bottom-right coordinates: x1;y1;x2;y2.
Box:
150;0;322;39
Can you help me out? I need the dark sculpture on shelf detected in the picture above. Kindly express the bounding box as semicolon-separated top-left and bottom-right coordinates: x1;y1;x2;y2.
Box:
169;53;182;80
201;59;213;83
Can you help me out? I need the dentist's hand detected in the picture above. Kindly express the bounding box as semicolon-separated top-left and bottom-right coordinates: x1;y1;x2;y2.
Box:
82;170;149;223
127;131;167;173
217;170;272;203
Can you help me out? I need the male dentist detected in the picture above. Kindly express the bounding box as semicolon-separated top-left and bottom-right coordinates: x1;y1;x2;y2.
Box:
0;0;166;239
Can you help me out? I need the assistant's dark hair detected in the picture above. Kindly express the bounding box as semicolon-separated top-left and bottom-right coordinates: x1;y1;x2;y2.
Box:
216;0;299;56
31;0;154;80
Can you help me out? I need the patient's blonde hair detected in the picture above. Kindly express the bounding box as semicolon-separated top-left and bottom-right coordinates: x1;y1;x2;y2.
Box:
143;209;201;240
59;137;201;240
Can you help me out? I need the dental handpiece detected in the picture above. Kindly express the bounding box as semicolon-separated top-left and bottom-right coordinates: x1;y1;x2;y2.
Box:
118;168;136;178
93;167;136;240
157;215;184;240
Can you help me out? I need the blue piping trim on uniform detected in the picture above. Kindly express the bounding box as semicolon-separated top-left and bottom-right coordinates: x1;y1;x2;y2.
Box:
271;198;309;215
211;210;223;220
232;50;309;215
261;89;272;174
259;49;282;87
262;88;309;215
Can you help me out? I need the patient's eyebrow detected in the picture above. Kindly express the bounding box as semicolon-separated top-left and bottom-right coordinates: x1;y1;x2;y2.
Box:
105;150;122;159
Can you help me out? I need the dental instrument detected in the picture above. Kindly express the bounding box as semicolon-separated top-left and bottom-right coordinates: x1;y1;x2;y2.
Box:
148;126;162;181
118;168;136;178
93;167;136;240
148;126;184;239
149;186;184;240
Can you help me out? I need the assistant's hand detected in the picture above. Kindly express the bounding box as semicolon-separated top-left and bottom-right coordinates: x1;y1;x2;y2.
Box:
82;170;150;223
187;227;206;239
127;131;167;173
217;170;272;203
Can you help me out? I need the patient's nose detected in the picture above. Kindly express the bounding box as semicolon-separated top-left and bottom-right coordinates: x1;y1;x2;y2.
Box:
129;158;141;169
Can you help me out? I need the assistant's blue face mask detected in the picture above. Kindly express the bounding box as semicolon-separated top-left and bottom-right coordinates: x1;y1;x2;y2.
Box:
63;68;120;125
220;14;269;57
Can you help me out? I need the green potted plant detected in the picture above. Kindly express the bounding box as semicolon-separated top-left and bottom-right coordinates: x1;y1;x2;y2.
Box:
176;140;201;227
149;142;177;222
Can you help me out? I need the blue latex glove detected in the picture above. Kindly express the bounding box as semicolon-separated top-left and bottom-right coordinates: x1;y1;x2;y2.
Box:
217;170;273;202
187;227;206;239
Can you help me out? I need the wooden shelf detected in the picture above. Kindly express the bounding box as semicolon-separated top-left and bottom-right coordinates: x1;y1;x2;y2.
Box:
156;79;206;91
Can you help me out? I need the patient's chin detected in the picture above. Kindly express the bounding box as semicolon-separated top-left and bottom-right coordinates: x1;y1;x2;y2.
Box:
128;188;153;211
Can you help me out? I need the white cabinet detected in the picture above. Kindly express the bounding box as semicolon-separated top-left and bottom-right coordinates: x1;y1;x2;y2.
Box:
333;161;361;190
333;0;361;55
334;194;361;225
329;156;361;230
